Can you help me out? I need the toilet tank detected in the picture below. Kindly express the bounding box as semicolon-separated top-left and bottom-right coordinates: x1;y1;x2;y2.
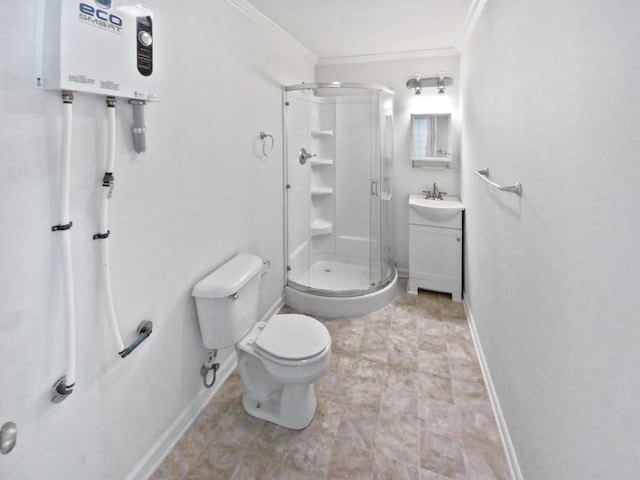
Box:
192;253;263;349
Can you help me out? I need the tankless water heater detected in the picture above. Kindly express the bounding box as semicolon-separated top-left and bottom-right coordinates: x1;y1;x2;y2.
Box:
39;0;159;100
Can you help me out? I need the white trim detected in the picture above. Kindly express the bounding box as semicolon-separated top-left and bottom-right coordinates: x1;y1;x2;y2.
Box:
463;294;523;480
260;295;285;323
225;0;318;63
317;48;459;66
454;0;490;52
224;0;486;66
125;353;237;480
127;295;285;479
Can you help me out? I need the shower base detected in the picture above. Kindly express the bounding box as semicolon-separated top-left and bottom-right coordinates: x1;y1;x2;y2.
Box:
285;257;399;318
306;257;371;291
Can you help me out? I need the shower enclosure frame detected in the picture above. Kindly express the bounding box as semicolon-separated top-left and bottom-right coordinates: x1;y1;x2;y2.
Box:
282;82;398;316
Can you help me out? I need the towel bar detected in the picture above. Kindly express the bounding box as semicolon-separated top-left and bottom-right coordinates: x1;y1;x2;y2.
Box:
474;168;522;197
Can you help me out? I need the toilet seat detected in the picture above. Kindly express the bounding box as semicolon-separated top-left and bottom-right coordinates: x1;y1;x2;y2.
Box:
254;314;330;361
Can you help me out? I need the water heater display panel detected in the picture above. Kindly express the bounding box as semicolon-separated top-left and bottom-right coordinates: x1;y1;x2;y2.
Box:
41;0;159;100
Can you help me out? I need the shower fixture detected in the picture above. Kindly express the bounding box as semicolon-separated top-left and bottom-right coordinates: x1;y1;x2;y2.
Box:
406;71;453;95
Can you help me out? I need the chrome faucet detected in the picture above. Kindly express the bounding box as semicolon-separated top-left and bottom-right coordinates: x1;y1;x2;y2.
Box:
422;182;446;200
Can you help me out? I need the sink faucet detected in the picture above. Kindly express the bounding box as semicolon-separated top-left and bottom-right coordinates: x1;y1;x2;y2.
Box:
422;182;446;200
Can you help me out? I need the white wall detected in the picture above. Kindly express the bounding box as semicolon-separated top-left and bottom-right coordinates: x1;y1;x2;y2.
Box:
0;1;313;478
316;57;460;275
461;1;640;478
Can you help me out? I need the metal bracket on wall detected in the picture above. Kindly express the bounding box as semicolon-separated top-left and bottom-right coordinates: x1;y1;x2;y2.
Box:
1;422;17;455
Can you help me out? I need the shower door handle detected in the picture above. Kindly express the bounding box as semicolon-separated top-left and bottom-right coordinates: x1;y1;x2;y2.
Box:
371;179;379;197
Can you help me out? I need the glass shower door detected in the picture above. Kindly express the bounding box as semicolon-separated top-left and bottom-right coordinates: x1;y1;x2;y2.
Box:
369;90;394;287
284;90;311;288
369;91;382;287
379;92;394;283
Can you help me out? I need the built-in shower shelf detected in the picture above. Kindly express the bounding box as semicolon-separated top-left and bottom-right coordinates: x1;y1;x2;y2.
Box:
310;129;334;137
310;158;334;166
310;219;333;236
310;187;334;196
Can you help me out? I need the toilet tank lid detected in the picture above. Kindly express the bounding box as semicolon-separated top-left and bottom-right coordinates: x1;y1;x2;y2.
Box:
192;253;263;298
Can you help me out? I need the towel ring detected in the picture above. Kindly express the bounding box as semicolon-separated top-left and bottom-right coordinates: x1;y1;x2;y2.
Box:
260;131;274;157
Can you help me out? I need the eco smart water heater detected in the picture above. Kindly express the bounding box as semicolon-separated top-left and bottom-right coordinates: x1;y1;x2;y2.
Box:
40;0;158;100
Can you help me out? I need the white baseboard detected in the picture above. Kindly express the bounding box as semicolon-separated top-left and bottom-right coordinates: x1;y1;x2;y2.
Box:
127;295;285;480
462;295;523;480
260;296;285;323
126;353;237;480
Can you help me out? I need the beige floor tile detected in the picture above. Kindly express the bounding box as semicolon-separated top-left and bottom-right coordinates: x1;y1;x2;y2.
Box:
375;415;420;466
420;431;466;478
462;440;511;480
418;331;448;353
418;348;451;378
327;435;375;479
385;364;420;393
360;325;391;364
418;398;461;439
150;291;509;480
281;431;334;478
373;456;420;480
418;372;455;404
419;468;453;480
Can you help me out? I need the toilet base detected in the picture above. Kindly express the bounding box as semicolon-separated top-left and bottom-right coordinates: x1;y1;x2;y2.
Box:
241;383;317;430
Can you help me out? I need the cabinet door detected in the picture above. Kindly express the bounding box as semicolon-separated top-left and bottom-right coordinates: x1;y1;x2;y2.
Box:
409;225;462;292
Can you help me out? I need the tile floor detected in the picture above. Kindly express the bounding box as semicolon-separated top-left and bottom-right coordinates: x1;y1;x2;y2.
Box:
150;290;510;480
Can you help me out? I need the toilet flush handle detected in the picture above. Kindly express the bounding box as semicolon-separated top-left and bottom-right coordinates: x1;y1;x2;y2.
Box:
229;292;239;300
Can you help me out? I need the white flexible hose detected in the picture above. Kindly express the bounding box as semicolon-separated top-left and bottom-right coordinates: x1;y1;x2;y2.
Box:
101;102;125;353
106;103;116;174
61;100;76;387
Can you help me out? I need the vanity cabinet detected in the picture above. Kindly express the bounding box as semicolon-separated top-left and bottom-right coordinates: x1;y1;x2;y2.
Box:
408;208;462;301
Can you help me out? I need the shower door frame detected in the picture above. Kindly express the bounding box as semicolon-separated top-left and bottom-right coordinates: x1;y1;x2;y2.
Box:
283;82;395;298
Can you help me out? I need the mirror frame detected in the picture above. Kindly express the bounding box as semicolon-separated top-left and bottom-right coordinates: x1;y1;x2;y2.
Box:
410;113;452;167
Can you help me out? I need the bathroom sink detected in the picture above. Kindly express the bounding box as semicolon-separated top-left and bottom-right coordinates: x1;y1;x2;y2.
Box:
409;194;464;221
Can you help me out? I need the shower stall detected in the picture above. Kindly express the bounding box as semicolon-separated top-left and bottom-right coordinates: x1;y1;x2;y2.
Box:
283;82;398;317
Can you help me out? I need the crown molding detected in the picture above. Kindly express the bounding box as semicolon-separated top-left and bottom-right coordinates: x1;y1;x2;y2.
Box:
316;48;459;66
226;0;487;65
225;0;319;63
454;0;489;52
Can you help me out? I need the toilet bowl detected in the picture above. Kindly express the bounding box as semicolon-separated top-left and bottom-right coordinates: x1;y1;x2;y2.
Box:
236;314;331;429
192;253;331;429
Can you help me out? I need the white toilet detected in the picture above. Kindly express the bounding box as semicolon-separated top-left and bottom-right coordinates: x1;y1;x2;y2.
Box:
192;252;331;429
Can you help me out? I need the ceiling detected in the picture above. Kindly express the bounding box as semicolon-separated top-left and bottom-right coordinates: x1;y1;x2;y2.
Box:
245;0;480;62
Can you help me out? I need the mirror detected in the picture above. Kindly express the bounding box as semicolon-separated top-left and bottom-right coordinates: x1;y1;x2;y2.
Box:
410;113;451;162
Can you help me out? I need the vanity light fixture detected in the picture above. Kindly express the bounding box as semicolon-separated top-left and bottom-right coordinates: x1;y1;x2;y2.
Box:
409;73;423;94
406;71;453;95
437;71;446;94
406;73;422;95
